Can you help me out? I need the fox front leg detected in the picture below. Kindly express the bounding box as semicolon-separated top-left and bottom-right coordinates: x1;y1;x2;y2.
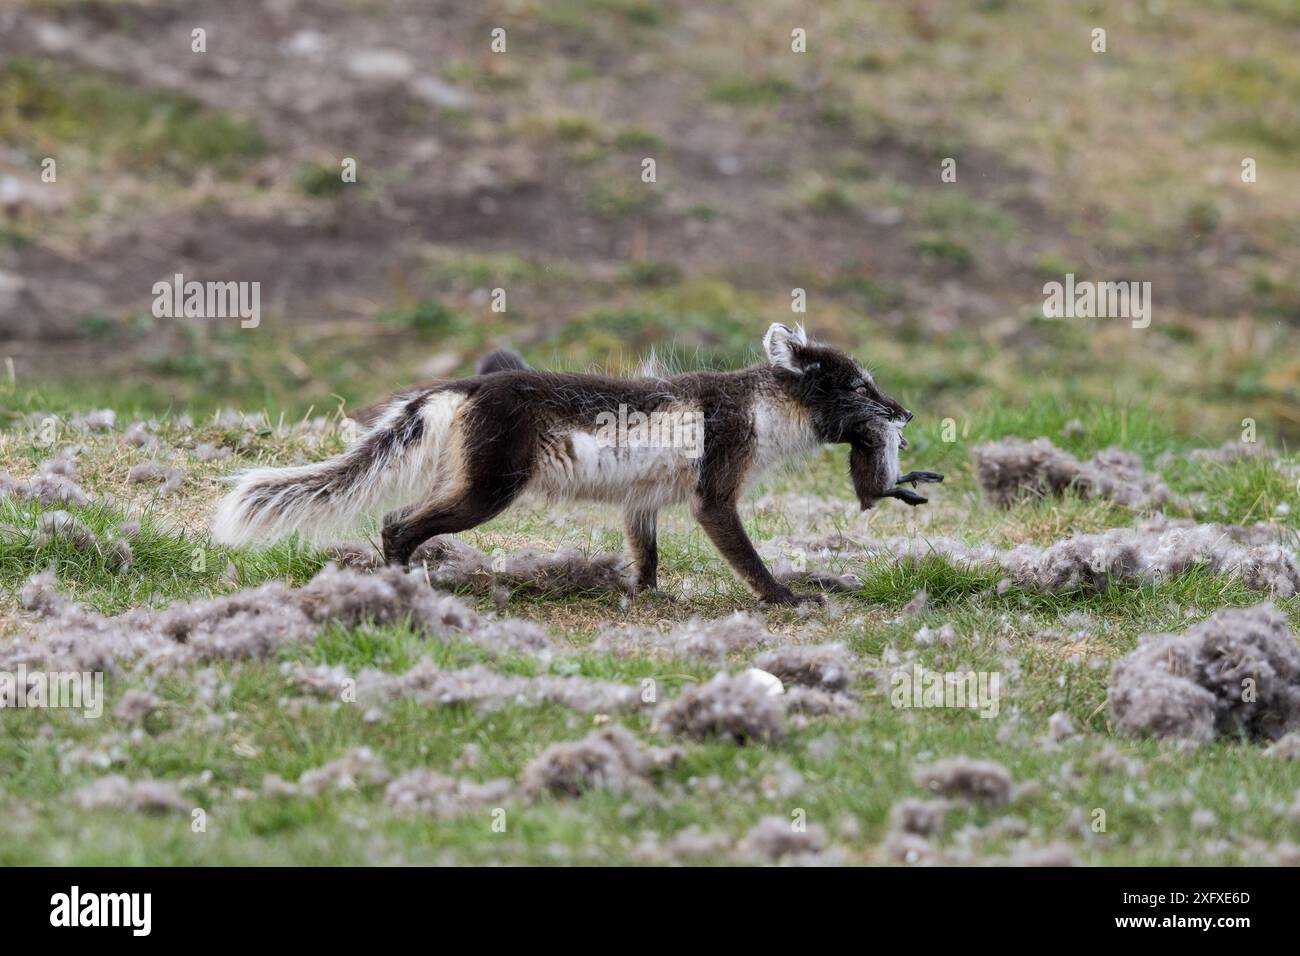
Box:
691;496;822;606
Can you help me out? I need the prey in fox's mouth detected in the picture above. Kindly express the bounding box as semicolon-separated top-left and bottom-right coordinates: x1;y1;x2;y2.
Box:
846;415;944;511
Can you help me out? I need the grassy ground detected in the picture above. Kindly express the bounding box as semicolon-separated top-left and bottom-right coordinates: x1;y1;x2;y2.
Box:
0;389;1297;865
2;0;1299;864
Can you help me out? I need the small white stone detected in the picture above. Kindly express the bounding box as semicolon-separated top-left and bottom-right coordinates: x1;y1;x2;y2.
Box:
741;668;784;697
283;29;326;58
410;76;472;109
347;49;414;82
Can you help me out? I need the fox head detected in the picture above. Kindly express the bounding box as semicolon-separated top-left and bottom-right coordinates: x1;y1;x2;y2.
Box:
763;323;911;446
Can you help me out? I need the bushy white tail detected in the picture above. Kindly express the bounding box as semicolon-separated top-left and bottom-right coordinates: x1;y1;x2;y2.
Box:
211;392;463;547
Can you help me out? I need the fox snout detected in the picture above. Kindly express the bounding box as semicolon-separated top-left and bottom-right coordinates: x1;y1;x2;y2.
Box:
881;400;911;424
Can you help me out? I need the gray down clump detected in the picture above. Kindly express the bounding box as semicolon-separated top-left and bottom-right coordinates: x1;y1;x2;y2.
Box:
1108;603;1300;743
972;437;1170;509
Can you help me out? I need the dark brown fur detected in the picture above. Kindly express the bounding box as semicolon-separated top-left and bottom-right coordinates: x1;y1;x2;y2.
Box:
377;368;790;597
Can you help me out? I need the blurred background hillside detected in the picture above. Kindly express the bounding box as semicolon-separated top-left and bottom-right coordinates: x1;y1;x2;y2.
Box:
0;0;1297;440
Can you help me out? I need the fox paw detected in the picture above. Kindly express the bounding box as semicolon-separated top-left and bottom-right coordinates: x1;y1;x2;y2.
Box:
764;587;826;607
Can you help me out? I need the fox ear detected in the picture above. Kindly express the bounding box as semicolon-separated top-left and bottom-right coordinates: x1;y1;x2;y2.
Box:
763;323;808;373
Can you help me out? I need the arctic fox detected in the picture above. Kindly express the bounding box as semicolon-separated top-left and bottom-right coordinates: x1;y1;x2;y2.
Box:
213;324;936;605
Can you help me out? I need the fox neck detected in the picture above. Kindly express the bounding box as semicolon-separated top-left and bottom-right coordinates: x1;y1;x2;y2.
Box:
750;387;821;479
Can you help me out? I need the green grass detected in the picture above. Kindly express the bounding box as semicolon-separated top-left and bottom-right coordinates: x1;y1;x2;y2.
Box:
803;184;856;214
614;127;665;151
297;163;351;198
0;57;265;176
709;75;797;107
913;235;976;271
537;0;665;33
586;175;661;220
426;250;576;289
550;307;755;369
919;191;1021;241
376;300;472;337
0;224;33;249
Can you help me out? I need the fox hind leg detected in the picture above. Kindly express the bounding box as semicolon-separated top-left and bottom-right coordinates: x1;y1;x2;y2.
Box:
381;413;533;565
381;493;515;566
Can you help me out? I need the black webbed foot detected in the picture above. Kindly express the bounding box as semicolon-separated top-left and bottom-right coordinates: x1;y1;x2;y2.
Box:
896;471;945;488
883;487;929;506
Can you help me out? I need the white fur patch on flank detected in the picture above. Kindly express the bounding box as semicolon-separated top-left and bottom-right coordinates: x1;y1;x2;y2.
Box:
750;394;820;481
211;390;465;546
526;403;702;510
